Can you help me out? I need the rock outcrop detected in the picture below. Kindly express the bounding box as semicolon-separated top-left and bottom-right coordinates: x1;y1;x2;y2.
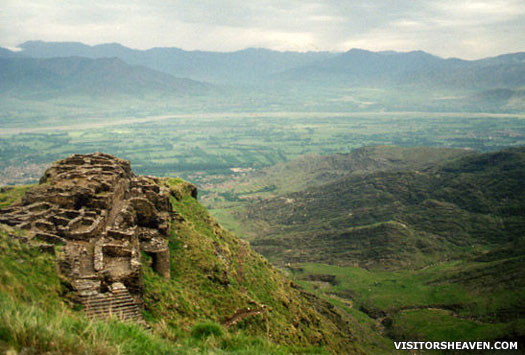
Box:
0;153;189;323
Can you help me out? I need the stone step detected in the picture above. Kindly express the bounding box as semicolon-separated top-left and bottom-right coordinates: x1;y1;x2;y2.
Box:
85;308;139;316
85;307;141;318
86;306;139;314
86;308;140;315
85;311;141;320
82;297;136;306
84;303;137;311
86;308;140;317
85;306;139;313
79;285;144;323
84;299;138;307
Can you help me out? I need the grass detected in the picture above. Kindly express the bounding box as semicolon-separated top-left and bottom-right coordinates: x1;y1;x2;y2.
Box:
295;263;471;312
0;226;332;354
0;186;31;208
140;182;363;353
1;293;322;355
208;207;252;239
191;322;225;339
290;260;525;344
388;309;524;342
0;184;356;354
0;296;183;354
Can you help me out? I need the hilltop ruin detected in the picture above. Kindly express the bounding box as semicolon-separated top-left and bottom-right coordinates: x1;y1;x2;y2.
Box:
0;153;191;323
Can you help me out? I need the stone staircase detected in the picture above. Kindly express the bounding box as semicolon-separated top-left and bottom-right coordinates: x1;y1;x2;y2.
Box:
79;283;144;323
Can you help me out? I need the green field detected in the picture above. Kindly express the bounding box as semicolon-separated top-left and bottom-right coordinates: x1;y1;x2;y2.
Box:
290;260;525;344
2;111;524;188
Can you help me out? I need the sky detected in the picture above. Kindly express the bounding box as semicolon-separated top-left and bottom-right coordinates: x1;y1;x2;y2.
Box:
1;0;524;59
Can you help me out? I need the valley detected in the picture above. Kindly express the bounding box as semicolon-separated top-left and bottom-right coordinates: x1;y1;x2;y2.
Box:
2;109;524;187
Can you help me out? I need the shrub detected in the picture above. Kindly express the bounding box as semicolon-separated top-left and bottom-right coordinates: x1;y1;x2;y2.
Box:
190;322;224;340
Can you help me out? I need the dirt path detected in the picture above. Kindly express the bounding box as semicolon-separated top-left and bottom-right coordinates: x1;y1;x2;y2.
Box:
222;306;267;328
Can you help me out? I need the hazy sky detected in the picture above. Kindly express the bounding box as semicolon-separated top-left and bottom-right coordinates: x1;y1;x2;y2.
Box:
1;0;524;59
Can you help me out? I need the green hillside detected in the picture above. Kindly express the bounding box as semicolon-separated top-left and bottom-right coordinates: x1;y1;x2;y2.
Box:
207;146;525;346
0;177;396;354
206;146;474;199
212;146;525;268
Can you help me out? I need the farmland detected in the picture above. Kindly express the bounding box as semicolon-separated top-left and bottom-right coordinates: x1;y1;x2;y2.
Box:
1;110;524;188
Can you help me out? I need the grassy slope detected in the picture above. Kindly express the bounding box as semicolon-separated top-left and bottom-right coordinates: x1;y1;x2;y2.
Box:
205;146;475;241
0;179;397;354
207;146;525;346
0;186;30;209
291;260;525;344
225;147;525;268
142;178;392;353
205;146;474;203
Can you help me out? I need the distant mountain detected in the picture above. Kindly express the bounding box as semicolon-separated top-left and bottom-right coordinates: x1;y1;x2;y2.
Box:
0;47;24;58
280;49;525;89
17;41;525;89
474;52;525;66
17;41;337;84
0;56;209;98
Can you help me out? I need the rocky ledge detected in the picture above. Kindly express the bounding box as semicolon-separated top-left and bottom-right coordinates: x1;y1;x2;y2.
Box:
0;153;196;323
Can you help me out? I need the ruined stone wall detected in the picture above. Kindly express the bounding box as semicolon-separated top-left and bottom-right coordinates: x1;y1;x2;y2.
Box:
0;153;181;323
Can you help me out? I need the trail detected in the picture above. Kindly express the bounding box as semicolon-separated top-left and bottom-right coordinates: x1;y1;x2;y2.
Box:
222;307;267;328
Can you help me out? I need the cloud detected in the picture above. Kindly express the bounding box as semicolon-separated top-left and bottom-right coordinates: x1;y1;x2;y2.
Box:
0;0;524;58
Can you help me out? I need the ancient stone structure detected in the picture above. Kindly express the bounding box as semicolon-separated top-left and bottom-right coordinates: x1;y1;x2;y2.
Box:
0;153;179;323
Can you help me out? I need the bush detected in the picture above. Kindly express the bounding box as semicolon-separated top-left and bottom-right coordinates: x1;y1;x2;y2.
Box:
190;322;224;340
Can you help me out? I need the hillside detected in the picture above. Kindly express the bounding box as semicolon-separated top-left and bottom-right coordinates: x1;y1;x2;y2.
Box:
0;47;23;58
214;146;525;268
205;146;476;199
0;153;396;354
207;146;525;346
0;56;208;98
203;146;476;235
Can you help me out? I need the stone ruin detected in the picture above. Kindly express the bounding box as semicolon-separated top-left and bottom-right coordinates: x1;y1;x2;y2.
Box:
0;153;184;324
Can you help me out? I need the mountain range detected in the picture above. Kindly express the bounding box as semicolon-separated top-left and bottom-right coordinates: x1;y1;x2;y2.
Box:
11;41;336;85
0;56;208;98
2;40;525;90
280;49;525;89
212;146;525;266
